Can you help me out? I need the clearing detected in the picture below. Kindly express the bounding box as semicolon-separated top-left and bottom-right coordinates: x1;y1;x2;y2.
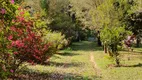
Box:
20;41;142;80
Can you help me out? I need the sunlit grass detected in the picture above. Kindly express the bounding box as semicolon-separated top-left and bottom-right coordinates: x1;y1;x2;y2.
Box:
26;41;99;80
93;44;142;80
24;41;142;80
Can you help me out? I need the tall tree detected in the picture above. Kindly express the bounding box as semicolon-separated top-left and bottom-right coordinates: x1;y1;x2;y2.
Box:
91;0;134;66
126;0;142;47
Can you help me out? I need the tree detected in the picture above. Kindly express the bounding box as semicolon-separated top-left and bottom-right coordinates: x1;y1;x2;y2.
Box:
100;26;130;66
40;0;89;44
92;0;134;66
126;0;142;47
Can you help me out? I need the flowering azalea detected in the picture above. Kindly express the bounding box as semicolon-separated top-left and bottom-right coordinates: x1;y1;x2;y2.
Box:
28;60;35;65
18;7;21;10
7;45;12;49
12;19;16;23
20;11;25;15
7;54;10;57
16;16;25;22
15;40;20;45
4;6;51;65
0;1;52;79
19;17;25;22
10;69;14;73
17;29;23;36
10;26;16;31
1;8;6;14
8;35;13;40
13;52;18;55
10;0;14;4
2;66;6;71
11;41;15;46
18;43;24;48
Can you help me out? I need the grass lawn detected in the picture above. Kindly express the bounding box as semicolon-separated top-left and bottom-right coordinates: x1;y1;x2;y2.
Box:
19;41;142;80
93;44;142;80
22;41;100;80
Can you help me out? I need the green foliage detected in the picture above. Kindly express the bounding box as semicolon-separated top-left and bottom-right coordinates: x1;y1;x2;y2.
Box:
100;26;131;46
0;67;11;79
100;26;131;66
91;0;135;29
40;0;73;41
43;31;68;50
0;0;17;79
125;0;142;36
91;0;135;66
40;0;49;12
49;13;76;41
40;0;90;44
0;0;69;79
95;0;133;48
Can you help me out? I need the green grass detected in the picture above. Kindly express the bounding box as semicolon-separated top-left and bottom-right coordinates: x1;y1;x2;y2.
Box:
21;41;142;80
24;41;100;80
93;44;142;80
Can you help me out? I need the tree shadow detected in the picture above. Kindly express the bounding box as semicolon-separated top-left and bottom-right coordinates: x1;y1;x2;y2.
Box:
11;70;100;80
132;51;142;54
56;52;80;56
70;41;103;51
121;51;142;56
53;55;62;59
132;50;142;54
120;49;142;55
122;63;142;67
93;46;103;51
44;61;85;68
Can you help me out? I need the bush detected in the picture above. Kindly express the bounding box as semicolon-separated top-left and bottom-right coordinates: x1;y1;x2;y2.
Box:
100;26;131;66
0;0;55;79
43;31;68;50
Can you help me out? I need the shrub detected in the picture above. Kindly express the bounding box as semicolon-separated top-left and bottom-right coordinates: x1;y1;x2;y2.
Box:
7;5;53;64
0;0;53;79
100;26;131;66
43;31;68;50
0;0;18;79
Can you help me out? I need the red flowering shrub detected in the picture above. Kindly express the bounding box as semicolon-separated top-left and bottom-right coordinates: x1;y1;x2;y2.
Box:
0;0;18;79
7;8;53;64
8;26;51;64
0;0;54;79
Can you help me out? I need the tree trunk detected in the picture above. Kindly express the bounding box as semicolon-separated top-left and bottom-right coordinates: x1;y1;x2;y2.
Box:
111;44;120;66
136;36;141;47
104;43;107;53
108;50;113;57
97;31;102;46
97;36;102;46
115;56;120;67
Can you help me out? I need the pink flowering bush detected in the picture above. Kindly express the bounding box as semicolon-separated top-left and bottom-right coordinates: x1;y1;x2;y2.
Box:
0;0;54;79
0;0;17;79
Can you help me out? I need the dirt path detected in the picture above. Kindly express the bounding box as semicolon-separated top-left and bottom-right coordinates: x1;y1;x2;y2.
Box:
90;52;101;76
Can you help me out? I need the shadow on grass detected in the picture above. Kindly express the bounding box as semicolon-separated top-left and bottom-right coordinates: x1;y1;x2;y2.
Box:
70;41;103;51
120;51;142;55
132;51;142;54
56;52;80;56
122;63;142;67
12;69;100;80
44;61;85;68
